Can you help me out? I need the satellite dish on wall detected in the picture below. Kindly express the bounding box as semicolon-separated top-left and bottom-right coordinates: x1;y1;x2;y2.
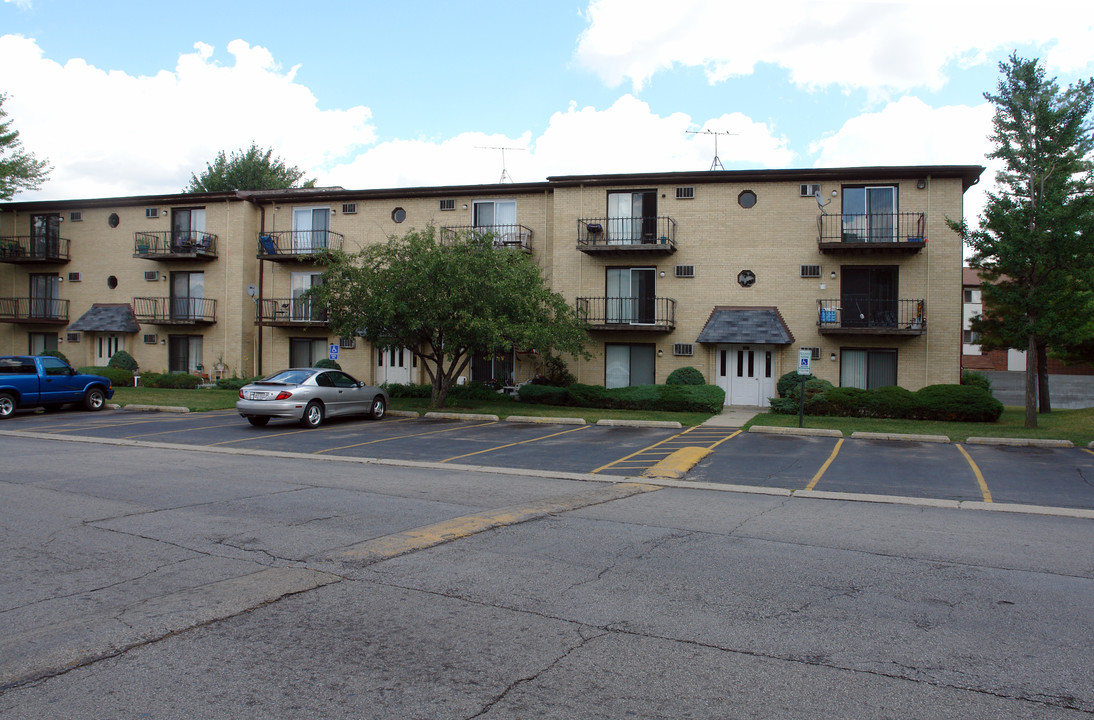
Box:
246;284;257;297
815;191;831;214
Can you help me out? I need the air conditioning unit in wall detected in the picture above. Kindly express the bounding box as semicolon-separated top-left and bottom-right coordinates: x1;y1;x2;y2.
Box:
673;343;695;356
67;272;82;282
144;271;160;281
800;265;821;278
66;332;81;343
675;265;695;278
800;184;821;197
143;334;158;344
342;203;357;214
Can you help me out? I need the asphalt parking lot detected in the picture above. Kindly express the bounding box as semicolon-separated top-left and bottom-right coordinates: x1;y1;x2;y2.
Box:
4;407;1094;512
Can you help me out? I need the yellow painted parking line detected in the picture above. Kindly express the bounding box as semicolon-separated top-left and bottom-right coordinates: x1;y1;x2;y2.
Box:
312;420;497;454
956;443;993;503
439;424;591;463
804;437;843;491
1083;448;1094;458
206;427;319;445
334;482;660;564
591;426;702;474
122;420;243;439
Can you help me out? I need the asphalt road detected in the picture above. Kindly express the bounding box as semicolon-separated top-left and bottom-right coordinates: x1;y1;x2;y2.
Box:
0;433;1092;718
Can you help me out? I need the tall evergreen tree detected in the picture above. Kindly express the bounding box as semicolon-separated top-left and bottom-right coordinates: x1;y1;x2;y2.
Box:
0;93;51;200
952;55;1094;428
185;143;315;192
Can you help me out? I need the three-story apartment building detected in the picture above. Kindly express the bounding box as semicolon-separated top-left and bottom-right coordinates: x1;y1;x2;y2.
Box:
0;164;982;406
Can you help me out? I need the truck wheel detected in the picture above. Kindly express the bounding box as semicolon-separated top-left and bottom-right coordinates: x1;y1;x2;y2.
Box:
0;393;15;419
83;387;106;411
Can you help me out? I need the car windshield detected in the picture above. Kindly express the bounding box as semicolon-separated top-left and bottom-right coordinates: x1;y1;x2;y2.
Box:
259;370;315;385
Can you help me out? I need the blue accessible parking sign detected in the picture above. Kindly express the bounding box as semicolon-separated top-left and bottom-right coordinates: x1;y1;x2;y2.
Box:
329;344;339;361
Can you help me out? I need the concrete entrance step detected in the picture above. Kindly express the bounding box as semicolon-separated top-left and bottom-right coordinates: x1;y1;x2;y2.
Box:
703;405;765;428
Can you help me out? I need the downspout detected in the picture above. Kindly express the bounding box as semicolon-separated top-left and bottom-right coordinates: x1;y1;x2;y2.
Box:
257;203;265;376
924;175;931;388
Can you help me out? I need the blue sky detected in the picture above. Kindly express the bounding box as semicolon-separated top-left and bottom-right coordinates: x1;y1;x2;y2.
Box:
2;0;1092;225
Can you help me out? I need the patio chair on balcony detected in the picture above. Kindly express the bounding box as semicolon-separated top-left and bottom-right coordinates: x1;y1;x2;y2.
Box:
259;235;277;255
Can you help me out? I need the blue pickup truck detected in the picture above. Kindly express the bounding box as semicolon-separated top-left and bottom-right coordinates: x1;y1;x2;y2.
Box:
0;355;114;418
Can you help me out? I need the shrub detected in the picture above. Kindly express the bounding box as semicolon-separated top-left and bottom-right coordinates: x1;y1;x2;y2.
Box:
540;353;576;387
216;376;261;391
770;382;1003;422
41;348;70;365
449;381;499;401
776;370;815;398
78;366;133;386
666;366;705;385
913;384;1003;422
382;383;432;399
517;383;725;413
313;358;341;370
961;370;993;393
141;372;201;389
517;384;570;405
108;350;139;372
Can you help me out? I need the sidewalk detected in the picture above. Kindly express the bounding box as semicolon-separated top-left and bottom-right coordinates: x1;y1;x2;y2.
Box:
702;405;765;428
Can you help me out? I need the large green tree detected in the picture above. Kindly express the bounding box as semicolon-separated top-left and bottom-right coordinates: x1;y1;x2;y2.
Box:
308;226;589;408
185;143;315;192
0;93;50;200
952;55;1094;428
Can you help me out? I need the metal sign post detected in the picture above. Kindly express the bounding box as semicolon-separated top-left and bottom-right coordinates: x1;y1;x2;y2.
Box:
797;349;811;428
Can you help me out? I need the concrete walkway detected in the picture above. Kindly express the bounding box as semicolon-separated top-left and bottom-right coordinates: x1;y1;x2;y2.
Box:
702;405;765;428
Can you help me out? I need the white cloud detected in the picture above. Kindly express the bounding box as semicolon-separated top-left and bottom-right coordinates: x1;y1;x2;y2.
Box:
0;35;375;199
575;0;1094;92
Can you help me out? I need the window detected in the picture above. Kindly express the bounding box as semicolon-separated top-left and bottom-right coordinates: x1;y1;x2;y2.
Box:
170;271;204;321
841;186;897;243
737;269;756;288
168;335;203;373
605;344;655;388
291;272;324;321
841;265;897;327
391;207;406;223
145;208;159;218
29;332;58;354
40;356;72;376
472;200;517;233
292;207;331;251
738;190;757;208
108;213;120;228
289;337;329;367
471;348;515;385
964;288;982;303
964;330;981;344
30;214;60;257
171;208;206;249
840;349;897;389
607;191;657;243
606;267;656;324
29;273;60;319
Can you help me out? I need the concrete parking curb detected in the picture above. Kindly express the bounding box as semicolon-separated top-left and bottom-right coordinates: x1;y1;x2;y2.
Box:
596;419;682;429
119;404;190;414
851;431;951;443
386;410;420;418
505;415;587;425
748;425;843;438
423;411;500;421
966;437;1074;448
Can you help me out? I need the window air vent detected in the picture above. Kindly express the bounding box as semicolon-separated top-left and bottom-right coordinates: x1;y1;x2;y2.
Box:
802;346;821;360
439;199;456;211
143;334;158;344
800;184;821;197
67;272;82;282
145;208;159;218
69;211;83;222
339;336;357;349
673;343;695;356
341;203;357;215
144;270;160;282
66;332;81;343
800;264;821;278
674;265;695;278
675;186;695;200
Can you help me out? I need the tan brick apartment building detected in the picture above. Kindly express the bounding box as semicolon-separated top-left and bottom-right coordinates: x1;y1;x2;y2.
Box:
0;165;982;407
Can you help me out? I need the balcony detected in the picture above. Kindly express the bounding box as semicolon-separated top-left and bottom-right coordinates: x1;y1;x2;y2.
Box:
439;224;533;252
576;296;676;332
255;298;329;327
133;231;218;260
258;230;343;262
0;236;70;264
817;298;926;335
0;297;68;324
132;297;217;325
577;217;677;256
817;213;927;254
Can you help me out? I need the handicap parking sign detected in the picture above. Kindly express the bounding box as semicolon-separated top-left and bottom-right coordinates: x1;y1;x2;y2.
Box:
798;348;811;375
329;344;339;361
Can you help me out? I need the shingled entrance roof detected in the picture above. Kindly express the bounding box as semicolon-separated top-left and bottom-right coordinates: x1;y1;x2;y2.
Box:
695;306;794;345
68;303;140;333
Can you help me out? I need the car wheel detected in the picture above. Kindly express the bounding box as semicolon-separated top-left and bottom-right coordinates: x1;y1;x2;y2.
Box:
300;401;324;428
83;387;106;411
369;395;387;420
247;416;270;427
0;393;15;419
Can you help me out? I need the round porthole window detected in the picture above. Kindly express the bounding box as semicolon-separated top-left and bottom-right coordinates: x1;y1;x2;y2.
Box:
737;269;756;288
391;207;406;223
738;190;757;209
107;275;118;289
108;213;120;228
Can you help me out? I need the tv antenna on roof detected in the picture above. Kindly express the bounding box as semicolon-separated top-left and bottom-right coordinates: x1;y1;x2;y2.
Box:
476;146;526;183
686;129;737;171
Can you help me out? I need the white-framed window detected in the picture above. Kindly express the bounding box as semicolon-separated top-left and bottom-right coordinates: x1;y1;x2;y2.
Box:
292;206;331;252
606;267;656;324
605;344;656;388
289;337;329;367
840;348;897;389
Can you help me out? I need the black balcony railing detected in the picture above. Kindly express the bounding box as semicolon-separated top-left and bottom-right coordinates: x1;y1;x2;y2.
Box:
256;297;329;325
817;297;926;333
133;231;218;259
0;236;70;262
0;297;69;323
577;217;677;251
132;296;217;324
258;230;344;258
576;296;676;331
817;212;927;246
439;224;533;252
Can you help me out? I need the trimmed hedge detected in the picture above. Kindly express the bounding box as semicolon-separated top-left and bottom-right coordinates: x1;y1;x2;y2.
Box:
666;366;705;385
382;383;433;398
961;370;992;393
78;366;133;386
519;383;726;413
770;382;1003;423
313;358;341;370
216;376;261;391
108;350;139;372
139;372;201;389
776;370;816;398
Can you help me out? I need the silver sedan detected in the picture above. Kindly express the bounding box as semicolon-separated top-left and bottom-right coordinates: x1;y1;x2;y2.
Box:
236;368;389;428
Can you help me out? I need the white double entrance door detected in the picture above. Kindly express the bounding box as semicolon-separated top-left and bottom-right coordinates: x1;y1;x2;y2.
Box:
716;344;775;407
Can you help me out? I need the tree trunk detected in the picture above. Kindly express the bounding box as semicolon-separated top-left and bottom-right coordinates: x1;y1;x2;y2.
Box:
1036;341;1051;413
1024;334;1037;429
